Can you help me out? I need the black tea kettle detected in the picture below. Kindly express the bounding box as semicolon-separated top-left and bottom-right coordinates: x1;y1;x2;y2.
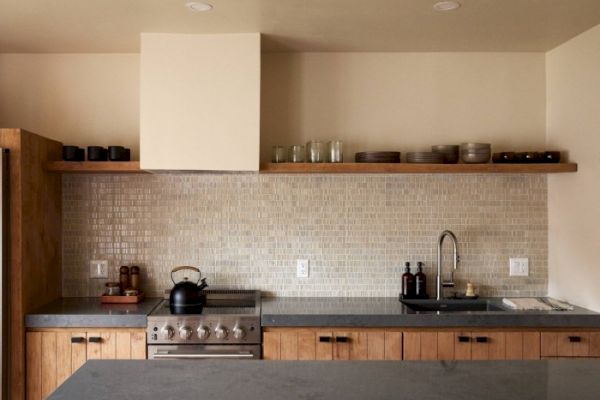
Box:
169;266;208;314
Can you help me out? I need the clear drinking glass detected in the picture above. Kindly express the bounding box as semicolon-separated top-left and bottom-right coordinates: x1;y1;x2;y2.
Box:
306;141;325;163
328;140;343;163
288;145;305;163
272;146;287;163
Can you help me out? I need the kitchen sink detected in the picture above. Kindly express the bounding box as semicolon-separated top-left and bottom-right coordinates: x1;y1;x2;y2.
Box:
401;299;507;313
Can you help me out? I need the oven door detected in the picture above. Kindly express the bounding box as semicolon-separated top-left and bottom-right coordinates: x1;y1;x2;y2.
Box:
148;344;261;360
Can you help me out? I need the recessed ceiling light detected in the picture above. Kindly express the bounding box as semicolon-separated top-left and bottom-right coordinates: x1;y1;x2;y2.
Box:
186;2;213;12
433;1;461;12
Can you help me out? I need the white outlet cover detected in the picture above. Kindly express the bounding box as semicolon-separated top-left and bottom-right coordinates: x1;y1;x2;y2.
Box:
509;258;529;277
90;260;109;279
296;259;309;278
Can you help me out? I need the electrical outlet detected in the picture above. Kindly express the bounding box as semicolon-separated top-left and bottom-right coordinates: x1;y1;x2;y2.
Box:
509;258;529;277
296;259;309;278
89;260;109;279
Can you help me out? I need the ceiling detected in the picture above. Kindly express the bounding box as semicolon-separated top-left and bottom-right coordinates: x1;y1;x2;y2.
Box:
1;0;600;53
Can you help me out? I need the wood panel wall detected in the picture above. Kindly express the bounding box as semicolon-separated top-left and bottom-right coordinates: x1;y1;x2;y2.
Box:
0;129;62;400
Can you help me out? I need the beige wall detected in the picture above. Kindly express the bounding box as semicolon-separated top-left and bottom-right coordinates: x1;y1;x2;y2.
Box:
546;25;600;311
1;52;546;163
261;52;547;162
0;54;140;158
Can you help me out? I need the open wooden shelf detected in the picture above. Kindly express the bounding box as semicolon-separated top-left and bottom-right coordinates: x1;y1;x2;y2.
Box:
260;162;578;174
44;161;146;173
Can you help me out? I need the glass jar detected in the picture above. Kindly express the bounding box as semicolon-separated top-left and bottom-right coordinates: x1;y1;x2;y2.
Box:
272;146;287;163
306;141;325;163
288;145;305;163
328;140;343;163
105;282;121;296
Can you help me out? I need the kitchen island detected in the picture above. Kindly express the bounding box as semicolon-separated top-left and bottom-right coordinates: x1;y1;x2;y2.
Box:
49;359;600;399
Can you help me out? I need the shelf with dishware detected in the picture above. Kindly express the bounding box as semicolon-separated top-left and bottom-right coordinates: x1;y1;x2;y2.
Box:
259;162;578;174
44;161;146;173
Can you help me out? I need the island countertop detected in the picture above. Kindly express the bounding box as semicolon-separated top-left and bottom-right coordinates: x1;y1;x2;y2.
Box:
49;359;600;400
261;297;600;327
25;297;163;328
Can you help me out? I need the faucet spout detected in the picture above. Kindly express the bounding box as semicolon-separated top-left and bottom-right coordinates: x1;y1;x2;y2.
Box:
436;230;460;300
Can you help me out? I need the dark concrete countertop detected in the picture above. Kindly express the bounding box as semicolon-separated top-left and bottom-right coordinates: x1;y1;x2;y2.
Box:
25;297;162;328
261;297;600;328
49;359;600;400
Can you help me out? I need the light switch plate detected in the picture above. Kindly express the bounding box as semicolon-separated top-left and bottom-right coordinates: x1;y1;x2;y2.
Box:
509;258;529;277
90;260;109;279
296;259;309;278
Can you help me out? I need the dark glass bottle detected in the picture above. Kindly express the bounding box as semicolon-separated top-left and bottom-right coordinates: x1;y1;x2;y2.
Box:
401;262;415;298
415;262;427;298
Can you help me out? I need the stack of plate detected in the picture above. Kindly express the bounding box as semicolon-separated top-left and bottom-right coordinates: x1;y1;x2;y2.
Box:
406;152;444;164
431;145;459;164
355;151;401;163
460;143;491;164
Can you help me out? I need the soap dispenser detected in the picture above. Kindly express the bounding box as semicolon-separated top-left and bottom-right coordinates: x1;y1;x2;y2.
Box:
415;262;427;299
401;262;416;299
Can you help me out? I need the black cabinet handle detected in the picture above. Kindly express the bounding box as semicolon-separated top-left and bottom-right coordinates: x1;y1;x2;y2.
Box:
568;336;582;343
475;336;488;343
88;336;102;343
335;336;348;343
71;337;85;344
319;336;332;343
458;336;470;343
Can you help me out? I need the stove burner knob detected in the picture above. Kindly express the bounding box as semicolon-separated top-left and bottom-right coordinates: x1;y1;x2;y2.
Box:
179;326;193;340
233;326;246;340
215;326;228;340
161;326;175;341
197;326;210;340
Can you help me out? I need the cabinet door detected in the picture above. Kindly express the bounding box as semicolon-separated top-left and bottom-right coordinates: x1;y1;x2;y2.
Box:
506;332;540;360
315;331;334;360
454;332;472;360
262;330;318;360
471;332;505;360
541;332;590;358
384;332;403;360
27;329;146;400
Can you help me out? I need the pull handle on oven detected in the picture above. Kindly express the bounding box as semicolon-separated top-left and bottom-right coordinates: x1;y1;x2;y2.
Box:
153;351;255;360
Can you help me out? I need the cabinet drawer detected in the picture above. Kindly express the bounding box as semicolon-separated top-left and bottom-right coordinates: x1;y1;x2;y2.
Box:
541;332;590;357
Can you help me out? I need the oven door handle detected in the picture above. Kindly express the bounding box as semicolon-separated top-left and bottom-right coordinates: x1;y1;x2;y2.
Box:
153;352;255;360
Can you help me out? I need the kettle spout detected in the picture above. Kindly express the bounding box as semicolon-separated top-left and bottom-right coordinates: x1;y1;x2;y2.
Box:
198;277;208;291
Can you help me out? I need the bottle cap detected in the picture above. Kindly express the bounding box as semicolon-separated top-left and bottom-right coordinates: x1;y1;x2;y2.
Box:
404;261;411;272
417;262;423;272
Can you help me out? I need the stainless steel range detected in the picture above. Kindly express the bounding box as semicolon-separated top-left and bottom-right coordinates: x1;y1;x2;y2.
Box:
147;290;261;360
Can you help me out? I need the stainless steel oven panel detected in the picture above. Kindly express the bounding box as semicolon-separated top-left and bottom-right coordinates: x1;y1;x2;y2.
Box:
147;316;261;345
147;344;261;360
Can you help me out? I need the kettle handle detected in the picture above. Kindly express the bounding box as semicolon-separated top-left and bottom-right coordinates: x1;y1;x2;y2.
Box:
171;266;201;285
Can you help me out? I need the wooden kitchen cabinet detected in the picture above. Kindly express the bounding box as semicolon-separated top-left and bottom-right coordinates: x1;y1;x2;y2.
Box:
26;329;146;400
403;331;541;361
541;332;594;358
263;329;402;361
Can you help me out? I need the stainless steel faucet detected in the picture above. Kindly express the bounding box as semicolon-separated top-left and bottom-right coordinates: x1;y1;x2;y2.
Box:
436;230;460;300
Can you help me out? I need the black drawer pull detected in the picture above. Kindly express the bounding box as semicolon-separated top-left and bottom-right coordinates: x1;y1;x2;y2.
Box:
71;337;85;344
88;336;102;343
319;336;332;343
475;336;488;343
335;336;348;343
568;336;582;343
457;336;470;343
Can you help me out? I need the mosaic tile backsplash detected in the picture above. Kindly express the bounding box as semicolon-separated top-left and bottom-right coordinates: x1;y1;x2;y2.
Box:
63;174;548;298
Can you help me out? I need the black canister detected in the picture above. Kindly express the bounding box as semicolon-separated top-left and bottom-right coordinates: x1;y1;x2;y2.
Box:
63;145;85;161
88;146;108;161
108;146;130;161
